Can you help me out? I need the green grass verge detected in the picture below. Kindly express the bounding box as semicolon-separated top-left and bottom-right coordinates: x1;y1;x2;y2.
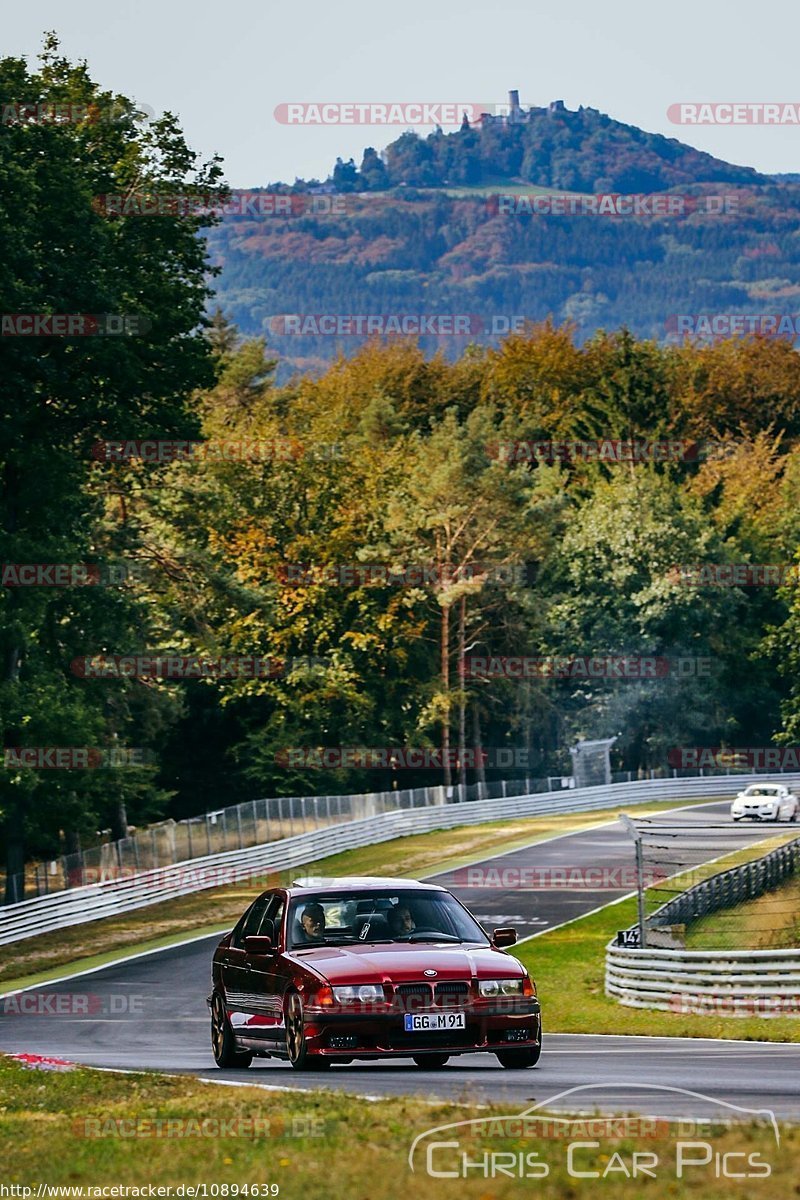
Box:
0;798;709;992
685;872;800;950
0;1057;794;1195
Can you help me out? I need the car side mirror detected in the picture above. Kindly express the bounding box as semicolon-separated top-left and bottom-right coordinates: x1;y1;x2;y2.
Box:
244;935;274;956
493;927;517;947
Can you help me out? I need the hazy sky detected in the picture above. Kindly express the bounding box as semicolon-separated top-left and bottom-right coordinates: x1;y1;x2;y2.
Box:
4;0;800;187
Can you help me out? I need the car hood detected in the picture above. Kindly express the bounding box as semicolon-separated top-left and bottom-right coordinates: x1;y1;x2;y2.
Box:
286;941;520;984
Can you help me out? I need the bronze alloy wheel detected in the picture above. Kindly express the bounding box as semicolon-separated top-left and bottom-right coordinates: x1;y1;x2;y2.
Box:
211;992;252;1069
284;991;329;1070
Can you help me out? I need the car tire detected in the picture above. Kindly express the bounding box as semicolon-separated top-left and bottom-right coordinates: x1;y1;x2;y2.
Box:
412;1054;449;1068
211;992;253;1069
496;1043;542;1069
285;991;330;1070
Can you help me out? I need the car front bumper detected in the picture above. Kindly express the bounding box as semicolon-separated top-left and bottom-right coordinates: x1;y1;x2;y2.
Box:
732;805;779;820
288;999;542;1059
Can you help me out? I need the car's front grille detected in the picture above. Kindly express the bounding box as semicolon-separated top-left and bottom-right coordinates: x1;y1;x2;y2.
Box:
394;983;432;1012
392;981;472;1012
435;981;470;1006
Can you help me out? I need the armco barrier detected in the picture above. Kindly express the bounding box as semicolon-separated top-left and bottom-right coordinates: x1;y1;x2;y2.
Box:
0;772;792;947
606;944;800;1016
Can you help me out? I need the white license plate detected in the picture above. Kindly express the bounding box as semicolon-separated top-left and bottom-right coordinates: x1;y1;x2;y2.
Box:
403;1012;466;1032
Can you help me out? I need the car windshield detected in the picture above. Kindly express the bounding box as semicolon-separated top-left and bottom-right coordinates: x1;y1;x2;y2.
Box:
745;787;779;796
287;889;490;948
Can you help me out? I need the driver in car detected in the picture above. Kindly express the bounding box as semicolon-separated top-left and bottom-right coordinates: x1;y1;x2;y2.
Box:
299;902;326;942
388;904;416;938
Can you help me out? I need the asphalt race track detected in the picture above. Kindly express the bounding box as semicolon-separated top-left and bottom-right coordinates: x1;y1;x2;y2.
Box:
2;799;799;1120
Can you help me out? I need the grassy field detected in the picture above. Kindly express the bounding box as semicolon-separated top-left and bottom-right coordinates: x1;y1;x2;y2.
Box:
439;180;581;198
0;1056;794;1196
0;798;707;991
685;872;800;950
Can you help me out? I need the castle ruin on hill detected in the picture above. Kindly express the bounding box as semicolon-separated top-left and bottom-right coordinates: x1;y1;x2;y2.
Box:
462;90;600;130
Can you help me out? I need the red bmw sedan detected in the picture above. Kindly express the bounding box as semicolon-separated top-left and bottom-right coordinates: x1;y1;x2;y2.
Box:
209;876;542;1070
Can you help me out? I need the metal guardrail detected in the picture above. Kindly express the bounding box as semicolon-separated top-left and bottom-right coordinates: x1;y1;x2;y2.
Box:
606;834;800;1016
0;772;778;948
606;944;800;1016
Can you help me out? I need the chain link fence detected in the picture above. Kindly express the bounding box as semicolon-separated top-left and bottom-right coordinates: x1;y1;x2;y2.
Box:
650;838;800;933
7;773;575;903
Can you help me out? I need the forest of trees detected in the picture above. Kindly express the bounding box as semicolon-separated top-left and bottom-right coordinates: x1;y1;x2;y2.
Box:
5;44;800;894
209;181;800;380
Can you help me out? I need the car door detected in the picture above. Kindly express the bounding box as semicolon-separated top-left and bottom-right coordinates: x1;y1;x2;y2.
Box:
225;893;274;1019
242;892;287;1044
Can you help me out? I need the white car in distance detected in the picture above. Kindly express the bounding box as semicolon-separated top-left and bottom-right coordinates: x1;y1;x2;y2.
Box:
731;783;799;823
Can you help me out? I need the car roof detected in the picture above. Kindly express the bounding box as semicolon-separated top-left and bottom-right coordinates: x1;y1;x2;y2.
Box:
287;875;446;895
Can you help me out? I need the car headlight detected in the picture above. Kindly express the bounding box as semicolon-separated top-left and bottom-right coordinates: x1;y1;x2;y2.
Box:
332;984;384;1004
478;978;524;997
